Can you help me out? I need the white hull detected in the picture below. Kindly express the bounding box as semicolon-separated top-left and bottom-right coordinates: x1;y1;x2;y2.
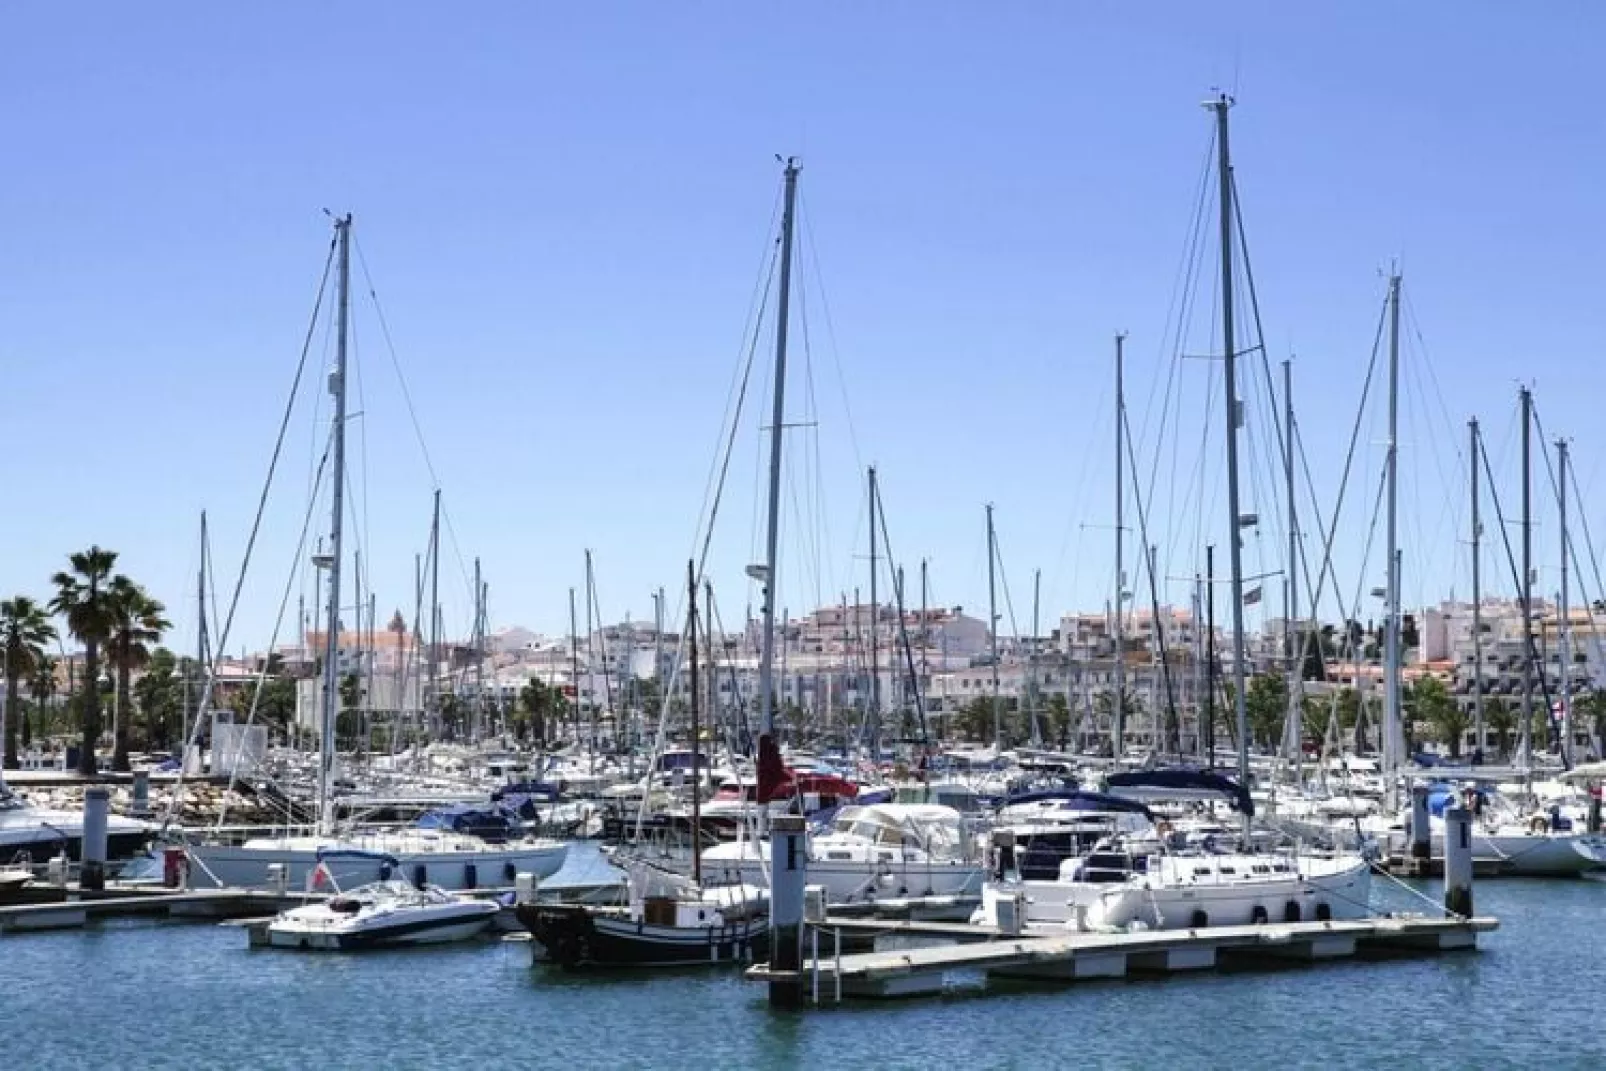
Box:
267;913;493;950
189;835;567;891
980;855;1373;930
1086;858;1373;930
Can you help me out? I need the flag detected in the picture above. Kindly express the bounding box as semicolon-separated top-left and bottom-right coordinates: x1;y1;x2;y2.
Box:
1243;586;1262;606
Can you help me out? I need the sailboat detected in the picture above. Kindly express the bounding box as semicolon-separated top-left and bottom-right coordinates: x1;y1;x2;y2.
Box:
977;95;1373;932
187;216;566;893
522;563;769;968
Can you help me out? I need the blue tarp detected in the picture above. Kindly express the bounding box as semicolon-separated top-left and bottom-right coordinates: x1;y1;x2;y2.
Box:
415;804;519;842
1107;768;1255;817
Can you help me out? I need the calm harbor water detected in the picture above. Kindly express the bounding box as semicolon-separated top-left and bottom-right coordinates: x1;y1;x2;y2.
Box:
9;855;1606;1071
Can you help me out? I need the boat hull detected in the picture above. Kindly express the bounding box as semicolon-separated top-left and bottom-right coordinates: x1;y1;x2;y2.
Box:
189;839;568;891
266;909;496;950
1088;859;1374;930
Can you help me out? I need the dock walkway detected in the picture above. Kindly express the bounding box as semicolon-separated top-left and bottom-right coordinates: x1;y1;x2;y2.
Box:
751;914;1497;1000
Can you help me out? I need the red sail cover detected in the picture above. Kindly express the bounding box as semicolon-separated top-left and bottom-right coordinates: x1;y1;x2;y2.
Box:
756;733;791;803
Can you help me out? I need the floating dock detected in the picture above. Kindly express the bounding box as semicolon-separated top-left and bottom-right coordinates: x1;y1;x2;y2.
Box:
0;885;319;934
749;914;1498;1001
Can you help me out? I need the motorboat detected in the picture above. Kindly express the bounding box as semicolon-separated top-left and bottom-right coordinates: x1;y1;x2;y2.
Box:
261;853;499;950
520;860;767;969
0;782;153;863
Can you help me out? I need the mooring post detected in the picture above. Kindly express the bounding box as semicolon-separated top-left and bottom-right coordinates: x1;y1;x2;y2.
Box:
1410;782;1431;870
768;814;807;1009
81;787;109;892
1443;806;1473;919
130;769;151;816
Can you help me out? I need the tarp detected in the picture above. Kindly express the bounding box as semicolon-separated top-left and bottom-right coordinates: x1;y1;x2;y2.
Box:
1107;768;1254;816
415;804;519;842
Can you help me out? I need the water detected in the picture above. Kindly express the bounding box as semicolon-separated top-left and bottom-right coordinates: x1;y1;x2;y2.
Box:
10;859;1606;1070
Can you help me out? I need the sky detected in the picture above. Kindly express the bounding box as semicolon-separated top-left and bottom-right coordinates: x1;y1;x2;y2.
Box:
3;2;1605;656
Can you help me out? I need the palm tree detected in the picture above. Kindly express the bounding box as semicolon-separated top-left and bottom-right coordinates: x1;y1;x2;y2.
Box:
0;596;57;768
51;546;120;775
104;576;170;771
26;654;57;747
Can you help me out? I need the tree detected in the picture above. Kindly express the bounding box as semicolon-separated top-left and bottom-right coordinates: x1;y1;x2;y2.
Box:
1412;675;1465;758
1573;690;1606;759
954;696;996;743
133;648;184;751
1244;673;1288;750
51;546;120;775
24;653;57;748
104;576;170;770
0;596;57;768
1484;696;1514;760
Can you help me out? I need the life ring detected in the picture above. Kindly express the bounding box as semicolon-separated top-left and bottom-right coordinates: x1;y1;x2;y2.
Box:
1530;815;1549;835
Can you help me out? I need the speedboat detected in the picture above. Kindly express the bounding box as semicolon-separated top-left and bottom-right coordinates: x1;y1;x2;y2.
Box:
262;870;498;951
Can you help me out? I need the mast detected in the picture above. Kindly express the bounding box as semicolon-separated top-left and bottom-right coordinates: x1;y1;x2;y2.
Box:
1030;568;1042;747
1113;332;1127;759
688;559;702;885
986;504;1001;749
756;158;799;739
1205;543;1217;768
195;511;211;743
1207;94;1252;803
1520;386;1534;761
1283;358;1303;781
472;557;482;743
867;466;879;755
1470;418;1484;761
1382;273;1402;797
426;489;441;735
317;213;352;837
1558;437;1571;765
568;587;581;761
584;550;597;759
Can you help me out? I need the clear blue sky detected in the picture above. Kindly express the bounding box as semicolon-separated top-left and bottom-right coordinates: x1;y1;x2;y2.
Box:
3;2;1604;655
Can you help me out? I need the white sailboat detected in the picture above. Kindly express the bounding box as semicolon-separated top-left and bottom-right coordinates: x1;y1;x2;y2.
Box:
977;95;1373;933
187;216;565;893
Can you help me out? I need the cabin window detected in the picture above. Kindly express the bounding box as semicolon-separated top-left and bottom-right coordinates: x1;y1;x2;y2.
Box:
1218;866;1236;875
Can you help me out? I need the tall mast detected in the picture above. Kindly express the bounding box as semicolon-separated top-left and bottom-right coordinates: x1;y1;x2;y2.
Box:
919;559;929;706
317;213;352;836
1030;568;1042;747
688;559;702;885
1207;94;1251;800
756;158;799;740
196;511;210;739
1520;386;1534;761
1205;543;1217;768
584;550;597;758
867;466;880;754
987;503;1001;749
568;587;581;758
1382;273;1402;794
1470;418;1484;760
473;556;484;744
1113;332;1127;760
1283;358;1303;781
426;489;441;735
1558;437;1571;765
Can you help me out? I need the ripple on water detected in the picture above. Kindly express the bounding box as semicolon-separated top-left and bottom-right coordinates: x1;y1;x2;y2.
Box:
7;876;1606;1070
